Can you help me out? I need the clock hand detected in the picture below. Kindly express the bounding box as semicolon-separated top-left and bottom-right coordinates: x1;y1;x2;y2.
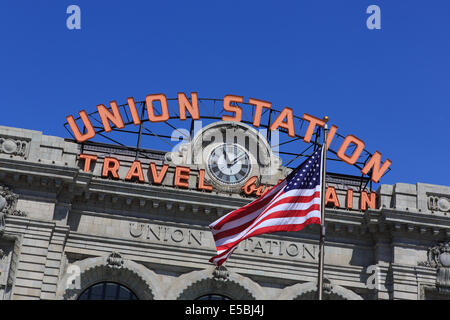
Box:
227;152;236;165
228;153;238;164
222;149;230;164
223;148;238;165
230;153;246;166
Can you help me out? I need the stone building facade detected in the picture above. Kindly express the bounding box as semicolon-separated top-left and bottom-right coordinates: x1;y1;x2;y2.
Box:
0;124;449;300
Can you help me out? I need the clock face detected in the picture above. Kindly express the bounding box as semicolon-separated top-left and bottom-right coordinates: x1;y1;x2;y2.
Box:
207;144;252;185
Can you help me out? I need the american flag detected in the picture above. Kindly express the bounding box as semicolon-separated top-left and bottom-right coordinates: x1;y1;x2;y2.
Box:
209;146;323;266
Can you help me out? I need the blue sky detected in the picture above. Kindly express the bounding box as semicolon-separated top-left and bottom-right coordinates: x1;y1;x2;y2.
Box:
0;1;449;187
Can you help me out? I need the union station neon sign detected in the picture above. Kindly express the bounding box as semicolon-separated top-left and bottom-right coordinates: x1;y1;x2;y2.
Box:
66;92;391;183
65;92;391;211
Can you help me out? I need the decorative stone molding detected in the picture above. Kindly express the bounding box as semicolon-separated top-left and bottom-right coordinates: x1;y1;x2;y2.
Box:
278;281;363;300
427;242;450;268
0;185;26;230
322;278;333;295
0;235;21;290
0;137;28;157
212;266;229;282
417;261;432;267
428;196;450;213
0;248;6;286
425;242;450;293
106;252;124;269
57;253;163;300
165;266;265;300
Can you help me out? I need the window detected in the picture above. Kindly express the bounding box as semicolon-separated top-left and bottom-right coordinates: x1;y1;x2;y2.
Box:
78;282;138;300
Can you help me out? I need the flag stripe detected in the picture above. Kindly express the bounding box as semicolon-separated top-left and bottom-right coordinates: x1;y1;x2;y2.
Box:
209;180;287;230
252;189;321;220
212;190;320;237
214;203;321;251
208;146;323;266
210;215;321;266
212;203;320;244
213;199;321;245
211;187;320;234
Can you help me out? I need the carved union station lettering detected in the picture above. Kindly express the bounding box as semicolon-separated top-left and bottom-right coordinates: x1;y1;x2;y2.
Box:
129;223;204;247
129;222;317;261
237;238;317;260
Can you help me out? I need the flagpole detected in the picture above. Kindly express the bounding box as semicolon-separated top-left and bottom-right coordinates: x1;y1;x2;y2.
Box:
317;117;328;300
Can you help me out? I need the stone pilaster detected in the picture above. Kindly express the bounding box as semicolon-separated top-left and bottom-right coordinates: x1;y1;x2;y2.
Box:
40;226;69;300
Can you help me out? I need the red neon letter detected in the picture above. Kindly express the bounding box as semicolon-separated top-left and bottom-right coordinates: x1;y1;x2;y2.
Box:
302;113;325;143
222;95;243;122
79;154;98;172
178;92;200;120
361;151;392;183
174;166;190;188
346;189;354;210
270;107;295;137
149;163;169;185
249;98;271;127
127;97;141;125
360;191;376;211
337;135;365;165
325;186;340;208
125;161;145;182
146;94;170;122
326;125;338;150
66;110;96;143
97;101;125;133
198;169;213;191
102;157;120;179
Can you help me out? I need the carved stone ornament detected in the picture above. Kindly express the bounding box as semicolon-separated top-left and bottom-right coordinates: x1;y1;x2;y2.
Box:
212;266;229;282
0;185;27;222
428;196;450;213
0;137;28;157
106;252;124;269
417;260;432;267
427;242;450;268
426;242;450;293
323;278;333;295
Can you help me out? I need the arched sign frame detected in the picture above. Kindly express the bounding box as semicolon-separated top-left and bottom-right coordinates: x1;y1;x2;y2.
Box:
63;96;390;191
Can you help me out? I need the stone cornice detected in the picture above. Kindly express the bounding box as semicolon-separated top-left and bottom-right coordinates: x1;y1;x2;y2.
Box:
86;176;251;208
0;158;78;182
2;149;450;236
378;208;450;236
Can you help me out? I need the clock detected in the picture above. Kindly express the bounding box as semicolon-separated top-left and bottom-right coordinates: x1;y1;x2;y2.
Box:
165;121;285;192
207;143;252;185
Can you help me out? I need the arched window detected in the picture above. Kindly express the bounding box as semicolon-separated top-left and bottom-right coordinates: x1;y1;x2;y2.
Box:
78;282;138;300
196;294;231;300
